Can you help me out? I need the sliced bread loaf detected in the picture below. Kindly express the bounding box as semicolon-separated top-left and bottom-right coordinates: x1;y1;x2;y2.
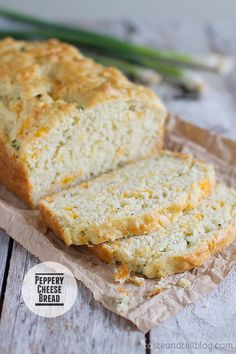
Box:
91;184;236;278
0;38;166;207
39;151;215;245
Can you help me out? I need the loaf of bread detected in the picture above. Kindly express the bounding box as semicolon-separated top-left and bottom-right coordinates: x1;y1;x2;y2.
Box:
0;38;167;207
39;151;215;245
91;184;236;278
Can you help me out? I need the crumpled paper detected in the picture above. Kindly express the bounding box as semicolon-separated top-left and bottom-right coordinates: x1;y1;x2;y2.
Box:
0;115;236;333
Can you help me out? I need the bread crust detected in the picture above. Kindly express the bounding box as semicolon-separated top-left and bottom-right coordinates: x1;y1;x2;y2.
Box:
0;137;34;207
39;151;215;245
0;38;166;206
91;218;236;278
40;191;209;246
39;202;72;245
154;219;236;278
0;38;165;145
40;205;168;245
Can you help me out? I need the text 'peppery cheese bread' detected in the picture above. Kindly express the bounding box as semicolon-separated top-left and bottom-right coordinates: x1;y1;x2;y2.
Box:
91;184;236;278
39;151;215;245
0;38;167;207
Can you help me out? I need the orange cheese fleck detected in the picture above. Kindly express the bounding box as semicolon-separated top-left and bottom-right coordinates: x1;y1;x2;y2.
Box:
114;265;130;282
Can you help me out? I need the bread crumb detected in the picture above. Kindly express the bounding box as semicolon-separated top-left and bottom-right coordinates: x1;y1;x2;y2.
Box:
79;182;89;189
129;275;145;286
146;286;164;298
116;286;130;297
178;278;191;288
114;265;130;283
116;293;130;314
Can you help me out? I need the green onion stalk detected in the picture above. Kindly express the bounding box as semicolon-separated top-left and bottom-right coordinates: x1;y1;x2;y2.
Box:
0;29;206;92
0;7;233;74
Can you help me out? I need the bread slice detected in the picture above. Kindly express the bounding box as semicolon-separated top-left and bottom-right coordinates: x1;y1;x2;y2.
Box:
39;151;215;245
91;184;236;278
0;38;167;207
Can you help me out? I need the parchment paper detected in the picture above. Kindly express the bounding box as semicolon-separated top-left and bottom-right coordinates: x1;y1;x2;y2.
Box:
0;115;236;333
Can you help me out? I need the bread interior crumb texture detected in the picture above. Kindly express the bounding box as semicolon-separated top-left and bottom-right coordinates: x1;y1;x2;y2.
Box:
0;38;166;206
40;152;215;245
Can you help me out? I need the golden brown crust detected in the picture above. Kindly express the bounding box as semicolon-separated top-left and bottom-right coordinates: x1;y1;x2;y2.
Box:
0;137;33;207
39;199;197;246
91;219;236;278
89;209;166;244
0;37;162;148
0;38;166;207
40;203;72;245
90;244;114;263
39;203;165;245
39;150;214;245
169;219;236;275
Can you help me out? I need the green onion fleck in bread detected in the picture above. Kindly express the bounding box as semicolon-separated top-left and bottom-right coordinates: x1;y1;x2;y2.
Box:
39;151;215;245
0;38;166;207
91;184;236;278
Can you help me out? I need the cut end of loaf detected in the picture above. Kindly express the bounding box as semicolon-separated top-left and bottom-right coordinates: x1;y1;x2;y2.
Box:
0;38;167;207
26;99;167;206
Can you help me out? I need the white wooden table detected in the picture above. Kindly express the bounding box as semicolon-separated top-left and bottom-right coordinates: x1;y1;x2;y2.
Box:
0;20;236;354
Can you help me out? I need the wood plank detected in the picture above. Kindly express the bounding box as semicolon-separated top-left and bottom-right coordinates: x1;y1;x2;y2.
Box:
0;19;148;354
146;21;236;353
149;269;236;354
0;230;12;305
1;20;236;354
0;242;145;354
